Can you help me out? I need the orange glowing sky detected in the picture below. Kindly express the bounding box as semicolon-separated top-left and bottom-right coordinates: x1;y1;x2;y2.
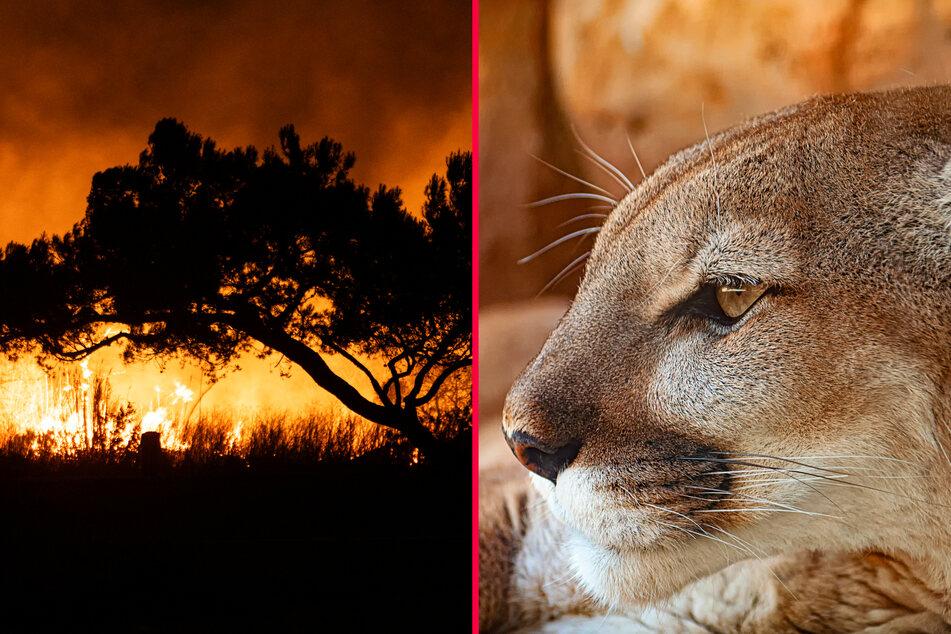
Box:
0;0;471;412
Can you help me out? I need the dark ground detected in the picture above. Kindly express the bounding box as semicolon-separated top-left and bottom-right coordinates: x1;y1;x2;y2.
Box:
0;461;470;632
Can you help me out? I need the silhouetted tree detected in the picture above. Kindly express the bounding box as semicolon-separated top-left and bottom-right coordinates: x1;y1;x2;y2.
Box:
0;119;471;459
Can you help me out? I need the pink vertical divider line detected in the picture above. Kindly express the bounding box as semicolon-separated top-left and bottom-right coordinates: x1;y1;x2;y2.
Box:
471;0;480;631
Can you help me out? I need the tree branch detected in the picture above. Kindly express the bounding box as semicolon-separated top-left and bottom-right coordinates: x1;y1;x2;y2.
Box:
325;340;390;406
383;349;418;407
237;318;390;425
409;359;471;408
274;283;313;327
44;331;132;361
406;320;469;402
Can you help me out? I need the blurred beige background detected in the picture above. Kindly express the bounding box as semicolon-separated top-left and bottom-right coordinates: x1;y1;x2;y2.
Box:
478;0;951;465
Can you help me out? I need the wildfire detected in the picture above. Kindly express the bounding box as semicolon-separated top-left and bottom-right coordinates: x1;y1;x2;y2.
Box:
0;357;442;466
141;407;167;433
0;358;214;456
139;380;198;447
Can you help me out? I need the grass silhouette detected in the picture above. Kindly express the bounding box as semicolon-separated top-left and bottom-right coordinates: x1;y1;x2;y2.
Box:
0;357;471;473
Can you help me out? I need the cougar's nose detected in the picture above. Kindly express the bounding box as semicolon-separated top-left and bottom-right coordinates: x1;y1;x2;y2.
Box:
504;431;580;484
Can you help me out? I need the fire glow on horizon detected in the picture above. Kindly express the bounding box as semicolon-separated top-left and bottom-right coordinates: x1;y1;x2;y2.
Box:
0;356;412;462
0;350;462;464
2;357;227;456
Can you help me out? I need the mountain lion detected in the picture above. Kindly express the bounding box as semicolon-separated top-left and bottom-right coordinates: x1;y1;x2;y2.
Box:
480;85;951;632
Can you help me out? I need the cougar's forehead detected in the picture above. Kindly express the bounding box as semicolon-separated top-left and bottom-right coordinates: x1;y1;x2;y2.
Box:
578;162;804;317
585;145;950;331
587;88;951;313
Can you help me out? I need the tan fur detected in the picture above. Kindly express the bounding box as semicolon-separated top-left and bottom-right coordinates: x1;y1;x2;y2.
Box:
480;86;951;632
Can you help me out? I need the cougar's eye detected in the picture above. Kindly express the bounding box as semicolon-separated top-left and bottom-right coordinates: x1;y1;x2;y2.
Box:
673;281;769;327
715;284;767;319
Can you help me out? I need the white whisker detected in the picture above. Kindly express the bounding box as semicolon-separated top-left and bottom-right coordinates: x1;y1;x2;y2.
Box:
693;508;842;519
625;134;647;181
683;485;838;518
934;426;951;470
731;477;840;491
542;568;582;590
708;452;847;476
555;214;609;229
528;192;618;207
705;525;799;600
683;456;849;510
642;502;704;532
701;103;721;224
650;518;751;557
702;468;779;477
572;125;635;192
705;525;766;558
718;452;918;467
577;152;633;194
529;154;615;197
778;454;918;465
518;227;602;264
619;483;641;507
538;251;591;295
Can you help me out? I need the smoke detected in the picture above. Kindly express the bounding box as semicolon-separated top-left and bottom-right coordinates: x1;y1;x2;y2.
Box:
0;0;471;242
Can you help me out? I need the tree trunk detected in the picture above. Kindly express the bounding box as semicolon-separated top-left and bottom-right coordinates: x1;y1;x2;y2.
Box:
243;322;463;461
388;408;454;463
